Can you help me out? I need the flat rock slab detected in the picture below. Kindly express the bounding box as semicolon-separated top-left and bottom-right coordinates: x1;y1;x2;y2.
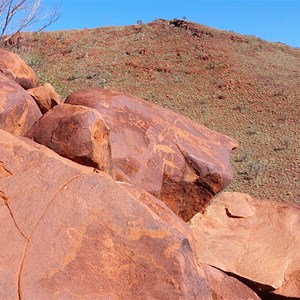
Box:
0;48;39;89
0;73;42;135
0;129;211;299
65;88;238;221
189;192;300;298
27;104;113;174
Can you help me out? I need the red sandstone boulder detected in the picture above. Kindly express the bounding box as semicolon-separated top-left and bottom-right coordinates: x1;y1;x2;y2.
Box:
27;83;62;114
0;73;42;135
0;129;212;299
203;264;261;300
0;48;39;89
189;192;300;298
65;88;238;221
27;104;113;174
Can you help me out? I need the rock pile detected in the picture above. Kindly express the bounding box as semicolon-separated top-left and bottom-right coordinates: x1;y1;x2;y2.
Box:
0;48;299;299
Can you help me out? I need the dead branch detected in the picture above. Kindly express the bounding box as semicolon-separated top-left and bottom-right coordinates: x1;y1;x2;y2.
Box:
0;0;60;44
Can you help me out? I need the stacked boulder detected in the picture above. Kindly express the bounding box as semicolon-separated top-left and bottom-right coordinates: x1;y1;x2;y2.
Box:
0;48;39;89
0;48;61;136
0;48;299;299
27;82;62;114
29;87;238;221
0;72;41;135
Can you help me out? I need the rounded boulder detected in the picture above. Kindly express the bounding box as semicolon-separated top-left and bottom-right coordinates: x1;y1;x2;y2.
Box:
0;73;42;135
27;103;113;174
0;48;39;89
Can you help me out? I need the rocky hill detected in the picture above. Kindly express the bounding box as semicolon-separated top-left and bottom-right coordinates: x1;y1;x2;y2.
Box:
8;18;300;205
0;20;300;299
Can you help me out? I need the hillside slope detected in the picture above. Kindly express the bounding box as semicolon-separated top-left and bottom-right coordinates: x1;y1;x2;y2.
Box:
11;19;300;203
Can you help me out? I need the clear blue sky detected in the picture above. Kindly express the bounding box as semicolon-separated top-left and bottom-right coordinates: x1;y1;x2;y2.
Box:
43;0;300;48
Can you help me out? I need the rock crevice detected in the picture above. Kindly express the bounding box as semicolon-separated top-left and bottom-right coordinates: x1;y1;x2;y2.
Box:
16;173;89;300
0;191;27;240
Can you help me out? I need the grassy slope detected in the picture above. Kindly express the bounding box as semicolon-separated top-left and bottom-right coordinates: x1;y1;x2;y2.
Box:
13;19;300;203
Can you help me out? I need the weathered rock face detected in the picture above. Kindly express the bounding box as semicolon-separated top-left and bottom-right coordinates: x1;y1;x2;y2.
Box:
189;192;300;298
65;88;238;221
0;73;42;135
0;48;39;89
27;104;113;174
27;83;62;114
202;264;261;300
0;129;212;299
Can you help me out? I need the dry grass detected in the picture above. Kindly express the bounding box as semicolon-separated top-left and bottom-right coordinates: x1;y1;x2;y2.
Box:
10;19;300;204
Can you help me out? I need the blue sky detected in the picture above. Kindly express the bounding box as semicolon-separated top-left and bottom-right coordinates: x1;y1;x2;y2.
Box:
43;0;300;48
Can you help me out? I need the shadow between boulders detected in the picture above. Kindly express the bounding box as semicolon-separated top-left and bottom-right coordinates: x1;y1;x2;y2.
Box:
222;269;297;300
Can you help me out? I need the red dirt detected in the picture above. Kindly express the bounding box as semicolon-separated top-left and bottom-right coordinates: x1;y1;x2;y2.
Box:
10;19;300;204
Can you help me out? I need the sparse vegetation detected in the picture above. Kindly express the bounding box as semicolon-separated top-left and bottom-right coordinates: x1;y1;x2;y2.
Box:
7;19;300;203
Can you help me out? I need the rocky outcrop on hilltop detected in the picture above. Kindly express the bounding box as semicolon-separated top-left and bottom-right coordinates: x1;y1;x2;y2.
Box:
0;48;299;299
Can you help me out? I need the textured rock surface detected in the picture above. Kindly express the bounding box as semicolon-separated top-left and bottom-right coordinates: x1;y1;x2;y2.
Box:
202;264;261;300
0;73;42;135
66;88;238;221
0;129;211;299
27;104;113;174
189;192;300;298
0;48;39;89
27;83;62;113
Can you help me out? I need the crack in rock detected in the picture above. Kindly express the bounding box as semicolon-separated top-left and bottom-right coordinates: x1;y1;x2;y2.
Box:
0;161;13;177
174;143;218;197
0;191;27;239
18;241;29;300
0;190;28;300
225;208;245;219
17;173;87;300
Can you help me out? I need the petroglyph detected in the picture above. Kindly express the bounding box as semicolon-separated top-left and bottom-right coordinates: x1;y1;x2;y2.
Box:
65;88;238;220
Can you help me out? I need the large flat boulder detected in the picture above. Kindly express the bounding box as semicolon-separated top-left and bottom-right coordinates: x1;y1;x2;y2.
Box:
27;104;113;174
189;192;300;298
0;129;211;299
0;48;39;89
0;73;42;135
65;88;238;221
